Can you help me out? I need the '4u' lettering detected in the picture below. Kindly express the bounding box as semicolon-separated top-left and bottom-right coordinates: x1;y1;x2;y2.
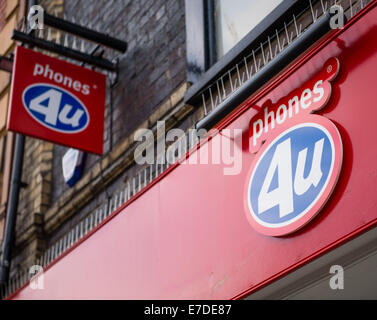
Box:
258;137;324;218
246;119;342;236
23;84;90;134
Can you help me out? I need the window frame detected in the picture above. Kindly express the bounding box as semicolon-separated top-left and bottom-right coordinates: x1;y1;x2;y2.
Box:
184;0;315;105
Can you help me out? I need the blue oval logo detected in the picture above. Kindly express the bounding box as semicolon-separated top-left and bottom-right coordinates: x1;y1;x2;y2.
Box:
246;120;342;236
22;83;90;134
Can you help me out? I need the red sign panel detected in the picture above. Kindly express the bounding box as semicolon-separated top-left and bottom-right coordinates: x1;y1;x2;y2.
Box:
7;46;106;155
244;58;343;237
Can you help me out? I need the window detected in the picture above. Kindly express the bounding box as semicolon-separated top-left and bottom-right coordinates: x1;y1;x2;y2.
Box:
213;0;283;60
185;0;309;103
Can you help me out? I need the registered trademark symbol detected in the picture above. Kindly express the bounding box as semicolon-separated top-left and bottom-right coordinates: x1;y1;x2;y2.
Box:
327;65;333;73
93;85;97;89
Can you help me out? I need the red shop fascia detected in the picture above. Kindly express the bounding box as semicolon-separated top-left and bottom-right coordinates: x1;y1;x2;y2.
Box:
8;1;377;299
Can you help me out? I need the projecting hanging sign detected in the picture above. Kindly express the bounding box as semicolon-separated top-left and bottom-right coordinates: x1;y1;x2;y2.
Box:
245;58;343;237
7;46;106;155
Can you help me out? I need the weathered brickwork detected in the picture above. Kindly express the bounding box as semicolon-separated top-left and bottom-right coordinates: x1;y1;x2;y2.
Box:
51;0;186;201
0;0;6;31
4;0;61;277
8;0;188;265
0;0;25;273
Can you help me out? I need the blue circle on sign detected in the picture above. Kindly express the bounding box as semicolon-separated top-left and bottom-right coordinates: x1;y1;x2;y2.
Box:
248;123;336;229
23;83;90;134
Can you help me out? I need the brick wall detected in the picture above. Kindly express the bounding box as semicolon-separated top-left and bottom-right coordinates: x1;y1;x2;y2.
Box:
8;0;62;273
0;0;6;31
8;0;188;264
0;0;8;244
50;1;186;209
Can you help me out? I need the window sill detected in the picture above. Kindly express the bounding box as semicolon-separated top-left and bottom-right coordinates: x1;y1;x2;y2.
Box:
184;0;313;105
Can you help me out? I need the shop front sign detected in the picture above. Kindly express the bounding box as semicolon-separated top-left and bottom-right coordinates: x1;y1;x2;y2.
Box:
7;46;106;155
246;58;343;236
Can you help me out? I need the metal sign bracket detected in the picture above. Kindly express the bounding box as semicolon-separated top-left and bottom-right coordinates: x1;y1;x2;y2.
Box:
12;11;128;73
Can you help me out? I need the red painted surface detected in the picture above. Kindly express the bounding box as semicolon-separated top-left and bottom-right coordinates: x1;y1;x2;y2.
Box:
7;46;106;155
248;57;340;154
245;115;343;237
10;3;377;299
